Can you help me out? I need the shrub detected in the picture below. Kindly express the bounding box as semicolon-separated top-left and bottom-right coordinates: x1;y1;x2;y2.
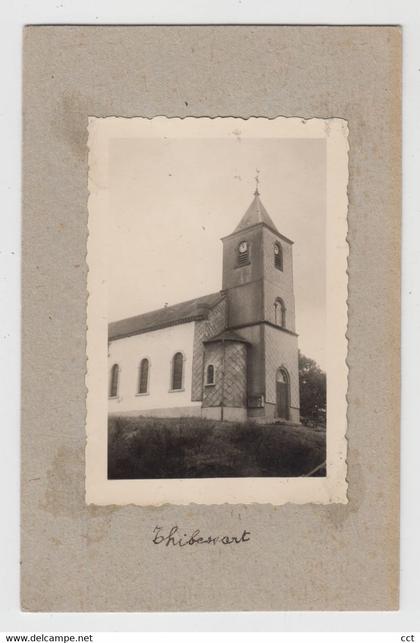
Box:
108;416;326;479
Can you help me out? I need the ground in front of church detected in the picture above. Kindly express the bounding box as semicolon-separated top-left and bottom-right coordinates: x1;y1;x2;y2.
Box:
108;416;326;479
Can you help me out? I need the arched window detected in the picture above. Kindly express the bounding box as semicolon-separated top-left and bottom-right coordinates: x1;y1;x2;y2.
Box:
274;242;283;270
109;363;119;398
276;367;289;384
138;358;149;394
206;364;215;385
237;240;249;266
274;298;286;328
171;352;184;391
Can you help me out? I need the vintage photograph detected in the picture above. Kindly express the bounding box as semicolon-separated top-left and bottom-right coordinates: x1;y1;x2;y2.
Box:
86;117;348;505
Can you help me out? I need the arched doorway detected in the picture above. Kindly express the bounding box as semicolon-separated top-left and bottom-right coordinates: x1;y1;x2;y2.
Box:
276;368;289;420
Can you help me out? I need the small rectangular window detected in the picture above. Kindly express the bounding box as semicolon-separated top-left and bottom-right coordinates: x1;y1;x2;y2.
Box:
206;364;215;385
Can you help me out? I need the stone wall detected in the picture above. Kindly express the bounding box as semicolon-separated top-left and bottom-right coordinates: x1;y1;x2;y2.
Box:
201;342;223;407
202;341;248;409
262;227;296;332
232;325;264;398
191;297;226;401
264;324;300;421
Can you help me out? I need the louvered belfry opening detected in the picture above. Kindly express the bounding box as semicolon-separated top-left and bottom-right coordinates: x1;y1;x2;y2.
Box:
171;352;184;390
238;244;249;266
138;358;149;394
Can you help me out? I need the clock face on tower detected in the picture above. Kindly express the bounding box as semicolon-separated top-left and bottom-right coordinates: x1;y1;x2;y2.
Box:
274;244;279;255
239;241;248;253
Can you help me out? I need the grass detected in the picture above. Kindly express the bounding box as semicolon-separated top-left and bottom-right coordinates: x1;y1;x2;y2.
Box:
108;415;326;479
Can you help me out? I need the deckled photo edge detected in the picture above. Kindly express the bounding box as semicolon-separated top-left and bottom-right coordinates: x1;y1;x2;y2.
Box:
85;116;349;506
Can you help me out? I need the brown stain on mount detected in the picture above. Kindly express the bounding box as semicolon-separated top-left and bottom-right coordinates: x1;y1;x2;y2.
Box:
41;445;121;546
54;90;89;162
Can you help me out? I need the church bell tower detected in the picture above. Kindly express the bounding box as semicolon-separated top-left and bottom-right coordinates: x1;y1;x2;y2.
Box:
220;177;300;423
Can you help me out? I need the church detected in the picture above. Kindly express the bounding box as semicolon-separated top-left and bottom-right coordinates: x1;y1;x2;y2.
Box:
108;183;300;424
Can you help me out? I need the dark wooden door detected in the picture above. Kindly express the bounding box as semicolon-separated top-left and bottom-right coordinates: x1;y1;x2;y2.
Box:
276;381;288;419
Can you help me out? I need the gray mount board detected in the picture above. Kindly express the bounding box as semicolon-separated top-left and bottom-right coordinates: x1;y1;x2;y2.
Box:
22;26;400;611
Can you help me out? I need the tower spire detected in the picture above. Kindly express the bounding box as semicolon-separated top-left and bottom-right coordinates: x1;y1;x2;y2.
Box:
254;169;260;196
229;172;282;237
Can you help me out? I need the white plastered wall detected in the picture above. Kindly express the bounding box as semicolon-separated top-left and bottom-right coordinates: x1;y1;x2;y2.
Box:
108;321;201;414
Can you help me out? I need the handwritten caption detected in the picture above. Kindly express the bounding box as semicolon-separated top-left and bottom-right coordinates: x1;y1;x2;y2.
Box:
152;525;251;547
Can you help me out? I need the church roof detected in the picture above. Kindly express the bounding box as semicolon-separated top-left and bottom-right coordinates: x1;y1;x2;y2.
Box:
232;191;280;236
221;187;294;244
109;291;225;341
203;329;250;345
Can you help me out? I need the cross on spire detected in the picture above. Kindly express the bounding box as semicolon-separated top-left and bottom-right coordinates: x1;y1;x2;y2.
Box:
254;170;260;196
231;171;281;236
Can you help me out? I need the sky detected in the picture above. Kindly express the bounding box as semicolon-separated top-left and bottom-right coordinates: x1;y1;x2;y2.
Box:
107;136;326;369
